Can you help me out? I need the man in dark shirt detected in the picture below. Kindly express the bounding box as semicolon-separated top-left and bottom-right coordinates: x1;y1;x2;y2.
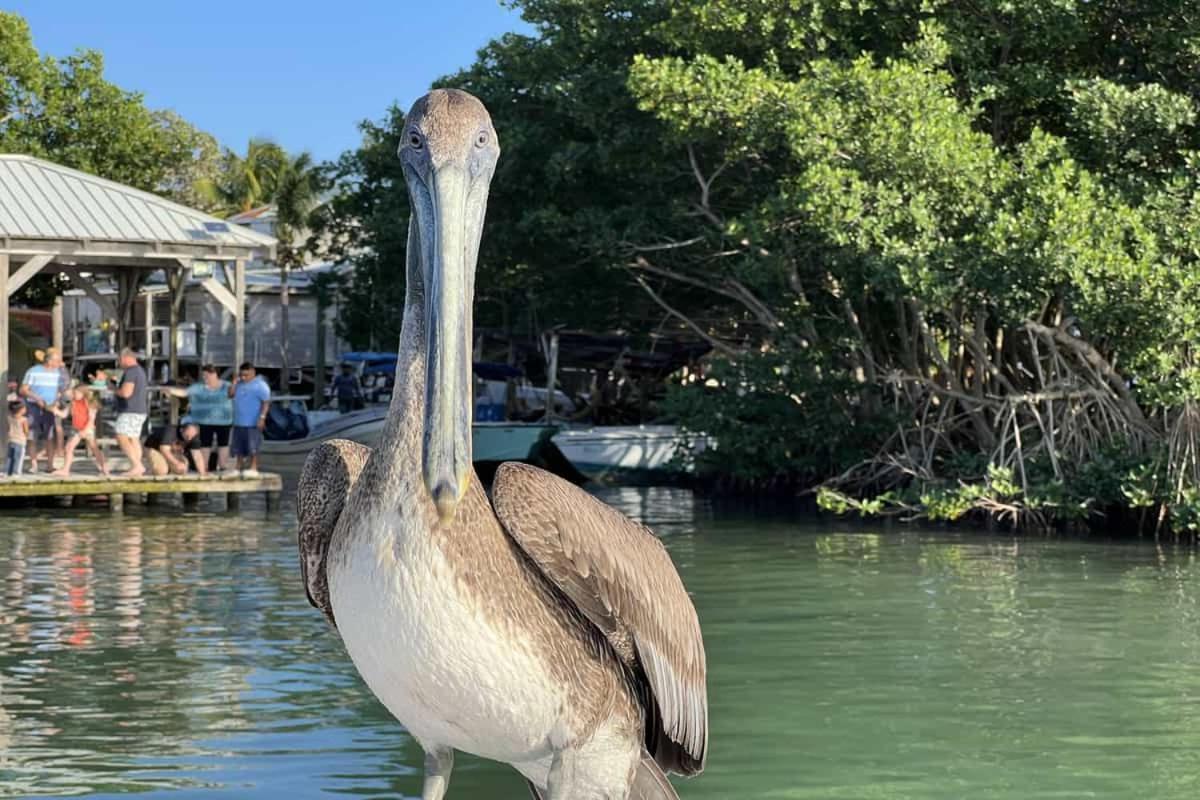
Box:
103;348;149;477
331;363;363;413
144;423;205;476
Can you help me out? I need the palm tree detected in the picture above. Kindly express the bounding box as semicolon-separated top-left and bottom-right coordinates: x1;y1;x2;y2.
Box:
197;138;288;216
202;140;323;382
271;151;322;382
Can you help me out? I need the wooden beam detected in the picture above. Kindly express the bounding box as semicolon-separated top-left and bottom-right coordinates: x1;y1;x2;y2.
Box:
234;258;246;368
64;272;118;322
0;252;8;457
199;276;238;316
51;296;63;352
0;237;269;262
5;254;54;297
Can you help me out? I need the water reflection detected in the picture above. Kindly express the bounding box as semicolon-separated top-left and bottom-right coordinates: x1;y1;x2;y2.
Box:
0;496;1199;798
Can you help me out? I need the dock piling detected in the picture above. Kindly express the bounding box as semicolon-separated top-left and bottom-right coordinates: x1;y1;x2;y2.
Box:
0;472;283;511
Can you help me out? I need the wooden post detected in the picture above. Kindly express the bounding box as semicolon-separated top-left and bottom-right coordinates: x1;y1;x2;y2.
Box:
227;492;241;511
545;331;560;423
280;262;290;385
144;290;154;380
51;296;63;353
117;271;132;350
167;268;185;424
234;258;246;369
109;492;124;511
314;300;326;409
0;253;8;458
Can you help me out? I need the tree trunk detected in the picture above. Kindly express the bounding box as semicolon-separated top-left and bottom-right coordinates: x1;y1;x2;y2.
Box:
314;297;327;410
280;262;290;386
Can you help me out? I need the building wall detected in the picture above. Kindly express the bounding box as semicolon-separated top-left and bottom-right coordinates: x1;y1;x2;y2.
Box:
62;286;350;369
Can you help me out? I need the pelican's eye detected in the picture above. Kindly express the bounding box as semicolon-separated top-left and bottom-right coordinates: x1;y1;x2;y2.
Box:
409;130;423;150
475;130;489;148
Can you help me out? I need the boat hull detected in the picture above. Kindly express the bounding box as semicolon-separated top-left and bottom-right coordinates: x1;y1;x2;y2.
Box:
551;425;709;484
260;407;559;473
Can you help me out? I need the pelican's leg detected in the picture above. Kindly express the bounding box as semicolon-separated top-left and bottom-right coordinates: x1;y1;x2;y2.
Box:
421;747;454;800
544;748;577;800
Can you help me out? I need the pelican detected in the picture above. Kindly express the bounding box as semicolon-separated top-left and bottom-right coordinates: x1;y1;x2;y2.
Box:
298;89;707;800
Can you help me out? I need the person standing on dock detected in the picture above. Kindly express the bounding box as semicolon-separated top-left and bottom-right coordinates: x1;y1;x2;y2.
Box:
50;385;109;477
332;363;364;414
230;362;270;477
103;348;149;478
6;401;29;476
19;348;65;473
158;364;233;472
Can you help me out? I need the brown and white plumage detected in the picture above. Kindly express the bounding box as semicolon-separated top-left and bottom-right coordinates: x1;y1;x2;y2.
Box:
493;462;708;774
298;439;371;627
296;88;708;800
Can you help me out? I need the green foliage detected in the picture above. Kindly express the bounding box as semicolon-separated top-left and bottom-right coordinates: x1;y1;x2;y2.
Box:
666;344;888;484
315;0;1200;532
0;12;218;203
313;108;409;349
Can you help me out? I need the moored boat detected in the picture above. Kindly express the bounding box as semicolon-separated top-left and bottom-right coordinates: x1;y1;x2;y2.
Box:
551;424;711;484
260;404;558;473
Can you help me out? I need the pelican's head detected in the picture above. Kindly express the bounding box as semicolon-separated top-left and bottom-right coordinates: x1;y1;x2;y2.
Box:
399;88;500;521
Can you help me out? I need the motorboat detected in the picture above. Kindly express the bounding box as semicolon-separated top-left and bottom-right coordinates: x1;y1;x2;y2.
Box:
551;424;712;484
260;400;559;474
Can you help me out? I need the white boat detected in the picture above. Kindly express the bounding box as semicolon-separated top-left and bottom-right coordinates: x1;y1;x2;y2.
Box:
551;425;711;484
260;404;559;473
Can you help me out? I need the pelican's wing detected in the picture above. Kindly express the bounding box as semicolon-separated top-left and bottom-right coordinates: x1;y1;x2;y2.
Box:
491;462;707;774
297;439;372;628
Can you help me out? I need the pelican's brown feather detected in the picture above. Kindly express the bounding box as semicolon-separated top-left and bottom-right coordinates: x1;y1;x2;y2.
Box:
297;439;373;627
491;462;708;775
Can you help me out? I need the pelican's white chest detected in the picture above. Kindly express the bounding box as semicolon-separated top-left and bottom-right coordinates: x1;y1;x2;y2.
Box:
328;507;566;763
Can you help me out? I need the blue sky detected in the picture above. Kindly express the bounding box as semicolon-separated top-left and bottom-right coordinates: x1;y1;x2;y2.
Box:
11;1;533;163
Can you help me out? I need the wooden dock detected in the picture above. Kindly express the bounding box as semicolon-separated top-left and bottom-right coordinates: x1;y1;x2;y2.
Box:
0;471;283;510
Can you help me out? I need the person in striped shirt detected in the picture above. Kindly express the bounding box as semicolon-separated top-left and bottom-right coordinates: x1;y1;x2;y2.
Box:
19;349;65;473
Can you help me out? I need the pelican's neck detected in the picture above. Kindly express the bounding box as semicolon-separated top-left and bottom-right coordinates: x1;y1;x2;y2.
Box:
389;295;428;438
372;216;435;491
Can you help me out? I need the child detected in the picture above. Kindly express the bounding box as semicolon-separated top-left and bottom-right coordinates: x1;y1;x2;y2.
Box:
51;386;108;477
6;401;28;476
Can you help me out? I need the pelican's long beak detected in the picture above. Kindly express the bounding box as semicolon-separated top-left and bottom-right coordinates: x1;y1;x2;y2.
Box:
422;163;475;522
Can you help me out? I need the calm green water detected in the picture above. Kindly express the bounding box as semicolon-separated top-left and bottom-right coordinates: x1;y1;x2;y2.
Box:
2;489;1200;798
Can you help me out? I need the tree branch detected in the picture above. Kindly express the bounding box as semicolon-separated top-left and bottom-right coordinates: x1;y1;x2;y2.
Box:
627;271;742;358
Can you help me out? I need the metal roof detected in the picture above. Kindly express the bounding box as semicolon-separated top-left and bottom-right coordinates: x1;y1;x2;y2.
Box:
0;154;276;252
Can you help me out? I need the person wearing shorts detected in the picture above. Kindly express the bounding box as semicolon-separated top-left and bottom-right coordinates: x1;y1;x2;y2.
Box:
144;423;205;476
51;385;108;476
159;364;233;471
6;401;28;476
103;348;149;477
230;362;270;476
19;350;64;473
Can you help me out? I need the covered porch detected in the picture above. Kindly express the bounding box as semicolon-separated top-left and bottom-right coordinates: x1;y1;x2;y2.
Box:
0;154;276;455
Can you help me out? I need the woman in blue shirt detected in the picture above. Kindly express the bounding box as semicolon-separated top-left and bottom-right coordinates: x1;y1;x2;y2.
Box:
159;364;234;471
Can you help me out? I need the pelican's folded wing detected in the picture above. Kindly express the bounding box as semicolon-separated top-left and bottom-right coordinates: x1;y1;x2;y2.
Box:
491;462;707;774
298;439;373;628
